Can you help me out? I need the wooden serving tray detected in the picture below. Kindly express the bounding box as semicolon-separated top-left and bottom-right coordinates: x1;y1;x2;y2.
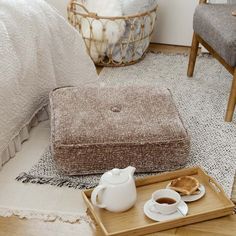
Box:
82;167;234;236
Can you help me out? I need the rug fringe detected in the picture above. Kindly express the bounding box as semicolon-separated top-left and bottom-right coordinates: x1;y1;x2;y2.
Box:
0;206;92;223
16;172;97;190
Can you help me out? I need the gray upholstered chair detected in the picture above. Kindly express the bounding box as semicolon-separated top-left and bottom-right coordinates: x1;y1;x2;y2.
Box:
187;1;236;122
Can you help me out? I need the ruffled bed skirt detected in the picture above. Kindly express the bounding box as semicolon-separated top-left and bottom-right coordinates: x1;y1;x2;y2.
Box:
0;105;50;168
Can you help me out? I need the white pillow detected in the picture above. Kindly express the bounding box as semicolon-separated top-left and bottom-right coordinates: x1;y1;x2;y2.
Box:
121;0;157;16
0;0;98;167
81;0;126;62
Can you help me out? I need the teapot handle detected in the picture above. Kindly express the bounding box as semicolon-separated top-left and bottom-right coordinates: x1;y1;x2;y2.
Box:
91;185;106;208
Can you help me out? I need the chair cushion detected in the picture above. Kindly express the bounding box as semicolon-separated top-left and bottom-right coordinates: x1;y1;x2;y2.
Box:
50;86;190;175
193;4;236;67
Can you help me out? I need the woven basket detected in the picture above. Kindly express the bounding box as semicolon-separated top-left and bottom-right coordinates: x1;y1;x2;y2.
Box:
68;1;158;67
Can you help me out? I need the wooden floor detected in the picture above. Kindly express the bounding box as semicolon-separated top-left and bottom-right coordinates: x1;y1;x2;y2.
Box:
1;213;236;236
1;44;236;236
148;43;191;54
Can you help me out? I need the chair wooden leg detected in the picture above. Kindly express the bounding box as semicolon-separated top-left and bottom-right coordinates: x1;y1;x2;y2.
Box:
225;69;236;122
187;33;199;77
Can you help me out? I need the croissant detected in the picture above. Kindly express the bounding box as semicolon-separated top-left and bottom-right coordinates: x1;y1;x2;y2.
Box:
169;176;200;196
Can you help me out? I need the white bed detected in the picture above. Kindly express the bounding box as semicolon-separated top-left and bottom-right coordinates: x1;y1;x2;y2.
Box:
0;0;98;169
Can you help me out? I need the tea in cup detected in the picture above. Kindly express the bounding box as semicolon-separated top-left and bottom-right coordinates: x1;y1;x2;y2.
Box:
150;189;181;215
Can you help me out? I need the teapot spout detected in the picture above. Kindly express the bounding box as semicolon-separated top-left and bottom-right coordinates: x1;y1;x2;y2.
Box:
124;166;136;177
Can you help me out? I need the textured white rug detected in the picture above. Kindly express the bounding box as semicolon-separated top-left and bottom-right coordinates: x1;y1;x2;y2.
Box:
0;53;235;222
0;121;89;223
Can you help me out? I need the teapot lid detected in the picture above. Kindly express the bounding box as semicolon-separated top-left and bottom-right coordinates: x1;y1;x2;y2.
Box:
102;168;129;185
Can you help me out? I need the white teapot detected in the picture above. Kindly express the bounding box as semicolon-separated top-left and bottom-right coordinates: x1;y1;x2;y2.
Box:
91;166;137;212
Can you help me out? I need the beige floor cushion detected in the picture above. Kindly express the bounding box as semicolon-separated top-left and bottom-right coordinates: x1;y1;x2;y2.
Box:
50;86;190;175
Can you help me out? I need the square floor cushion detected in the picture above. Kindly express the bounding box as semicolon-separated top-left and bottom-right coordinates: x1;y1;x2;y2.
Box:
50;86;190;175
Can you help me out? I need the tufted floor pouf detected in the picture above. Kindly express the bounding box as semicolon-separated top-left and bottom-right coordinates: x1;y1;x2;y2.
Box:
50;86;190;175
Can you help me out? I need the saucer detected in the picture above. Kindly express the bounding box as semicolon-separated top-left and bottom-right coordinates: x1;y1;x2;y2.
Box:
144;200;188;222
166;183;206;202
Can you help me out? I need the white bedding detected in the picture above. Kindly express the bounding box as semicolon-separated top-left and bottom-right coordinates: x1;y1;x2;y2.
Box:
0;0;98;167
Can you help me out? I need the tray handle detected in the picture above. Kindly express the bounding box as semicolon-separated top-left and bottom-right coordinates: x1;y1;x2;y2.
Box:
209;178;221;193
207;175;226;197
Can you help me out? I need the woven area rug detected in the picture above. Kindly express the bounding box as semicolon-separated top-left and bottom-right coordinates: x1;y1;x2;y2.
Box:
16;53;236;199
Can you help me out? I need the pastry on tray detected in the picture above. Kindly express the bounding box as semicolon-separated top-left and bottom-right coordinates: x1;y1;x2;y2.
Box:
169;176;200;196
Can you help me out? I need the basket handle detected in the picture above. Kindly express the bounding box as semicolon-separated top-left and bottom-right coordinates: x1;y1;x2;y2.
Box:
70;1;98;17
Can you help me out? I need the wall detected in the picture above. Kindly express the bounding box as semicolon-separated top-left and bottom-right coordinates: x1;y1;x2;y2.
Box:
152;0;198;46
152;0;229;46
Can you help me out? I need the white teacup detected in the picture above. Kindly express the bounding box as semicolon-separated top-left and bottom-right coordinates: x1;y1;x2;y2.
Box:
150;189;181;215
